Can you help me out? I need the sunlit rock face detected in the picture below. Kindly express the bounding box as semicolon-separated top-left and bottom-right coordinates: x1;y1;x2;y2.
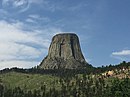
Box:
39;33;89;69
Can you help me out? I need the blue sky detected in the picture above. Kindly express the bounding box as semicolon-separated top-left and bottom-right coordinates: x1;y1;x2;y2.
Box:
0;0;130;69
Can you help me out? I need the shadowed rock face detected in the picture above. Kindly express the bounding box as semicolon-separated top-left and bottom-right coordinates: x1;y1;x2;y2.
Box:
39;33;89;69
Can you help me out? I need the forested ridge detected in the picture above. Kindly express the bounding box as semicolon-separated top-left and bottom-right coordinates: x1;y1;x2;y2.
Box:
0;61;130;97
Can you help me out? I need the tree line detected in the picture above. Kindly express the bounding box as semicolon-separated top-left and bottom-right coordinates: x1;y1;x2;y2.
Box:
0;75;130;97
0;61;129;77
0;61;129;97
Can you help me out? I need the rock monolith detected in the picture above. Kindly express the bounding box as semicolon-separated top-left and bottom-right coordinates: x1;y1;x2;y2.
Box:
39;33;89;69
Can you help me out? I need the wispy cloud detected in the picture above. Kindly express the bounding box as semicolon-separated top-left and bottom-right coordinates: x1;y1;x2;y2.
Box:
0;20;61;69
1;0;44;14
1;0;30;13
112;50;130;56
29;0;43;4
26;14;50;23
13;0;28;7
111;50;130;61
28;14;40;19
26;18;36;23
0;20;44;60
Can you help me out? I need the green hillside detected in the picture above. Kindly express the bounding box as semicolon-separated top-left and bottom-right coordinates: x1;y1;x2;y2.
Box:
0;72;60;91
0;61;130;97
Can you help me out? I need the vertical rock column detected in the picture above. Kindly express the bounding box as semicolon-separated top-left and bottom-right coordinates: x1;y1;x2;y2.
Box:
39;33;89;69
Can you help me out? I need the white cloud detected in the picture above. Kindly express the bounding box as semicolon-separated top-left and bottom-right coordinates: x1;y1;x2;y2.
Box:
0;20;61;69
1;0;60;14
13;0;28;7
0;21;47;46
0;21;43;60
111;50;130;61
2;0;30;13
28;14;40;19
26;18;36;23
112;50;130;56
26;14;50;23
0;60;39;70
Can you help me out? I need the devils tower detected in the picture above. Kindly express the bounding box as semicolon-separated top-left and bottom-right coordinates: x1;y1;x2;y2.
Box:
39;33;89;69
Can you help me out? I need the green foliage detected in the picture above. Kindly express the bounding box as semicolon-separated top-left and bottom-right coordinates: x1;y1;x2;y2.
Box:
0;72;60;91
110;78;130;97
0;71;130;97
0;61;130;97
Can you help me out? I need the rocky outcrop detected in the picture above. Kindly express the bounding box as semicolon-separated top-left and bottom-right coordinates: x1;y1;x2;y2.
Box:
39;33;89;69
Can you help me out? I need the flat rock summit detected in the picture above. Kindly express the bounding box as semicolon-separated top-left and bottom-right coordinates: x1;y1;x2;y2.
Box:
39;33;90;69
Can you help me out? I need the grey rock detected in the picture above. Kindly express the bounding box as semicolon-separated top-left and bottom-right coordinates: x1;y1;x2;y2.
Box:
39;33;89;69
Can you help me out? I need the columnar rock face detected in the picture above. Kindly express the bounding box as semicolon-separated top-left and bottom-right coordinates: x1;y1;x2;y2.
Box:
39;33;89;69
